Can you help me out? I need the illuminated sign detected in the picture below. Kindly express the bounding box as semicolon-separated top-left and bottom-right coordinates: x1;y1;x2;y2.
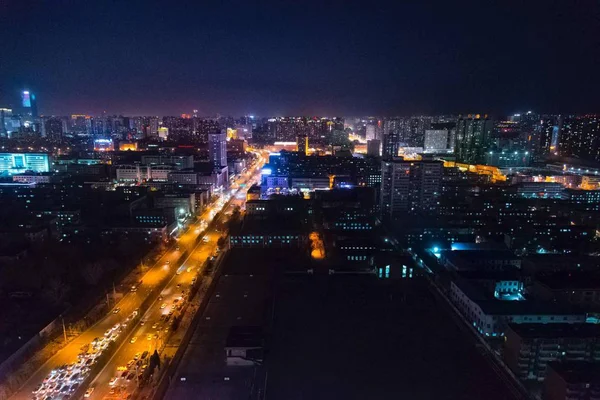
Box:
261;168;272;175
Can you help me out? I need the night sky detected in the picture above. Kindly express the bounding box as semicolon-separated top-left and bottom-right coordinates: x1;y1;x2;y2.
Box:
1;0;599;116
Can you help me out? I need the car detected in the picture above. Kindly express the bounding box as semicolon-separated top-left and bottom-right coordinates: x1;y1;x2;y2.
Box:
152;323;159;329
147;334;152;341
130;337;137;344
109;377;118;386
176;246;180;251
113;307;121;314
165;261;170;264
84;387;94;397
133;352;141;360
140;319;146;326
130;286;137;292
173;298;180;304
121;370;128;379
32;383;43;394
127;359;135;368
160;303;167;309
176;284;181;289
104;329;112;337
176;269;182;275
158;295;163;301
141;351;149;359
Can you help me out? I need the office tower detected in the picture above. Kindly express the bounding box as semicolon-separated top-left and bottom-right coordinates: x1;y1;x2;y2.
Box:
380;158;443;219
367;139;381;157
424;130;449;153
0;108;11;138
209;131;227;169
21;90;38;119
296;134;308;154
454;114;493;164
366;124;376;141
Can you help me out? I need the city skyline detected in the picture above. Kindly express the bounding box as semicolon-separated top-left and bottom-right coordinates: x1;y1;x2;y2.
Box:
1;1;599;116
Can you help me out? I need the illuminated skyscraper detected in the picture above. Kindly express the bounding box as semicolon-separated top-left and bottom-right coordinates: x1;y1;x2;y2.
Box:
21;90;38;118
209;131;227;168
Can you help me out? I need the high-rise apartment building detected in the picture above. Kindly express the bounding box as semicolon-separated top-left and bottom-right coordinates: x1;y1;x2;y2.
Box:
558;115;600;162
367;139;381;157
380;158;443;219
209;131;227;169
42;117;67;140
296;134;308;154
424;130;449;153
455;114;493;164
366;124;376;141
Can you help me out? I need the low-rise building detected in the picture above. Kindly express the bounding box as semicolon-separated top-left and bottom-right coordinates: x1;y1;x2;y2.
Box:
450;279;586;337
533;272;600;310
12;172;61;184
504;324;600;381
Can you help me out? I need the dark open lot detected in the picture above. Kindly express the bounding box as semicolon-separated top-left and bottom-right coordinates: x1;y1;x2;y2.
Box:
266;275;519;400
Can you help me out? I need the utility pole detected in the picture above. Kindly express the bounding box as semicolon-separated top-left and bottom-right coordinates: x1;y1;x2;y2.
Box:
113;281;117;297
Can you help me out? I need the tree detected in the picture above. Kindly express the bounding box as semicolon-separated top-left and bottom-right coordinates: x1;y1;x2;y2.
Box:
217;236;227;249
42;278;70;305
81;261;105;286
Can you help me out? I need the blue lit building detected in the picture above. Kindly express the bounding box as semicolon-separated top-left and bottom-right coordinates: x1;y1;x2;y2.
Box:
0;153;51;175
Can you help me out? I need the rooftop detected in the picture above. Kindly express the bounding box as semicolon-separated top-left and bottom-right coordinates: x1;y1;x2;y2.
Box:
225;326;263;348
536;271;600;290
547;361;600;384
508;323;600;339
453;279;583;315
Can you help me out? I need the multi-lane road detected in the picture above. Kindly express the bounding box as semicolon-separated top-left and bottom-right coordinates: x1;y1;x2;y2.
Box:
13;152;265;400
